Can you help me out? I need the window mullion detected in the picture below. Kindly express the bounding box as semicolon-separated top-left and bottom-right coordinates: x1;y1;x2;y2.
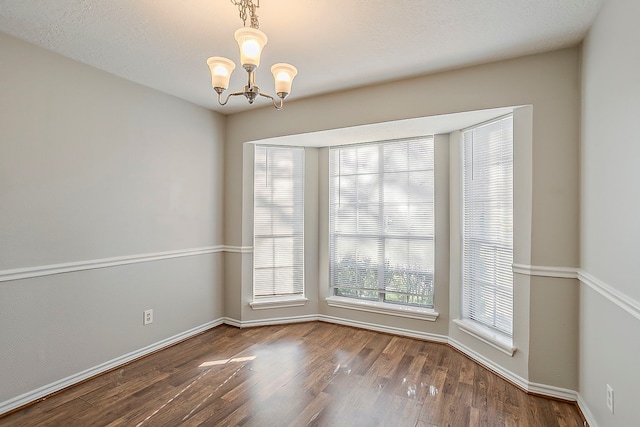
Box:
378;143;385;302
269;150;276;295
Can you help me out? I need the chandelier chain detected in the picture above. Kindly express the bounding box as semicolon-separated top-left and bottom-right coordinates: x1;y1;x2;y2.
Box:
230;0;260;29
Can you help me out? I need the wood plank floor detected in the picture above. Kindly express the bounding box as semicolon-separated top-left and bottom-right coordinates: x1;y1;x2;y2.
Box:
0;322;585;426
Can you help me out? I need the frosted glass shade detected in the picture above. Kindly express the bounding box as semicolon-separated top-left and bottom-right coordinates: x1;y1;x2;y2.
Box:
206;57;235;90
271;63;298;96
234;27;268;69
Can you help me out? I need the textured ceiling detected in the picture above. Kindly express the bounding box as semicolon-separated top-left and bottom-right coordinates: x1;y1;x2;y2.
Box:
0;0;603;114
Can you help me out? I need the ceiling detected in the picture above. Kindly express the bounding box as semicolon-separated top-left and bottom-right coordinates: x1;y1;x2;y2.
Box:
0;0;603;115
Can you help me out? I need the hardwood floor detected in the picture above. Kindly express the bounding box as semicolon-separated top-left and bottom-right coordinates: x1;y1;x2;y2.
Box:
0;322;585;426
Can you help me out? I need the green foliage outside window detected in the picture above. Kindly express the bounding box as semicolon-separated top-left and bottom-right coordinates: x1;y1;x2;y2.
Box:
333;256;433;307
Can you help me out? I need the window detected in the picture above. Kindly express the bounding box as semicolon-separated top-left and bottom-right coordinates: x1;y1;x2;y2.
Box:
462;115;514;336
253;145;304;299
329;137;435;307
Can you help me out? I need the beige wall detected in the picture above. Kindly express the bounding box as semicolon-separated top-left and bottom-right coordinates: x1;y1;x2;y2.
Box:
580;0;640;425
224;48;581;390
0;33;226;407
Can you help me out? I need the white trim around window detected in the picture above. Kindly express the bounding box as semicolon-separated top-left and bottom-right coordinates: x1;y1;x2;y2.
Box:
326;295;439;321
453;318;516;356
249;296;309;310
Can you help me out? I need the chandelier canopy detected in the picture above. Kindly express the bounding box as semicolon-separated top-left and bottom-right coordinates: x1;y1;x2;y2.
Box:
206;0;298;110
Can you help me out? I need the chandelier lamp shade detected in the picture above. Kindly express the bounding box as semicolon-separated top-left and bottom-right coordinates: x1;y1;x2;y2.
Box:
207;1;297;110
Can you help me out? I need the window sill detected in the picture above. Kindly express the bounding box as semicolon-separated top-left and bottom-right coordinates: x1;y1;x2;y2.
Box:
453;318;516;356
249;296;308;310
325;296;439;321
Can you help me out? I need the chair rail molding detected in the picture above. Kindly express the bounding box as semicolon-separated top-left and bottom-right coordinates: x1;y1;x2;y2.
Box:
512;263;578;279
0;246;250;283
578;269;640;322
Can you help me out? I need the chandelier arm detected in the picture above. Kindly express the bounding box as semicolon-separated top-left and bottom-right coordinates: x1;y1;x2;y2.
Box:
258;92;284;110
217;90;247;106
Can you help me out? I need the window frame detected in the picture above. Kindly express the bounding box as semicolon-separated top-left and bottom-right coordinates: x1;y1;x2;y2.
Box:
328;136;437;312
460;114;514;339
252;144;306;304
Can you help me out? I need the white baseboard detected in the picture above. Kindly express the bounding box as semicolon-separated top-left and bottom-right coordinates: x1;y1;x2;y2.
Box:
0;318;224;416
527;381;578;401
222;317;242;328
222;314;448;344
577;393;598;427
222;315;319;328
221;314;449;344
317;314;448;344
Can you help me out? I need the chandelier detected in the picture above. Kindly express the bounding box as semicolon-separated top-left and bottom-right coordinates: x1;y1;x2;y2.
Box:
206;0;298;110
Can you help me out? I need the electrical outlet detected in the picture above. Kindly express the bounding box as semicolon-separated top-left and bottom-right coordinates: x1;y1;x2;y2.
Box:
606;384;614;414
143;309;153;325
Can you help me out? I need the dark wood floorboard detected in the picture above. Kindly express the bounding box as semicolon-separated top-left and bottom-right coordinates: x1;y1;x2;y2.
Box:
0;322;585;426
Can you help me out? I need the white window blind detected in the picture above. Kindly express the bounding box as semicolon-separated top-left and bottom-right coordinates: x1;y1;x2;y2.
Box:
329;137;434;307
253;145;304;298
462;115;514;336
